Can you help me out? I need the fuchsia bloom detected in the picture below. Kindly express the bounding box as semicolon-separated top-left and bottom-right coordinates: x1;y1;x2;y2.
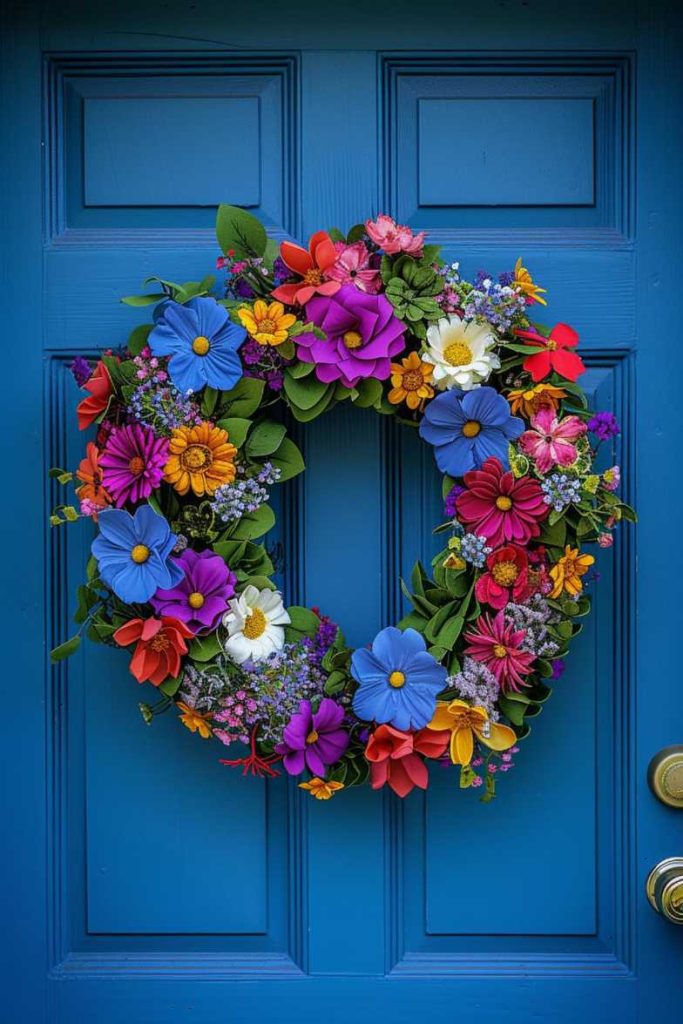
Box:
99;423;169;507
325;241;381;293
456;457;549;548
365;214;425;257
518;407;587;473
475;545;531;610
150;548;237;634
275;698;349;776
464;610;536;692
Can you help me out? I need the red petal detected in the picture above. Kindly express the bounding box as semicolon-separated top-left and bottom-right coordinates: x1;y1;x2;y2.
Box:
550;323;579;348
280;240;312;276
113;618;144;647
551;349;586;382
271;283;301;305
522;350;552;382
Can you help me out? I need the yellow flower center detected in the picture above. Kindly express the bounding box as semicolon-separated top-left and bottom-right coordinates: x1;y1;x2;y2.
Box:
180;444;212;471
343;330;363;350
243;607;267;640
546;340;557;351
493;644;508;659
491;560;519;586
150;633;170;652
462;420;481;438
304;268;323;286
402;369;424;391
257;318;277;333
389;670;406;688
306;730;319;745
131;544;150;564
192;335;210;356
443;341;472;366
496;495;513;511
128;455;145;475
188;591;205;609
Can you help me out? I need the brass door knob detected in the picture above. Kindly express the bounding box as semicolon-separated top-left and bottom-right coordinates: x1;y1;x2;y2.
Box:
648;746;683;807
646;858;683;924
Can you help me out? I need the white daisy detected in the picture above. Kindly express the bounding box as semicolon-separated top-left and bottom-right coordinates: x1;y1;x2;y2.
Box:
422;314;500;391
222;584;290;665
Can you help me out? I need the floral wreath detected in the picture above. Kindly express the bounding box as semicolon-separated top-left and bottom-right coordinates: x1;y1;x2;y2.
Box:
51;206;636;802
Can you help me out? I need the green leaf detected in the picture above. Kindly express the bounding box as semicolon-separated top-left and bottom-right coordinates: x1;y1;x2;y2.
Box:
346;223;366;243
201;386;219;418
220;377;265;417
246;421;287;457
435;615;464;651
217;417;252;449
287;360;316;379
539;516;567;549
352;377;383;409
121;293;166;307
159;675;182;697
50;635;81;663
269;437;305;481
216;204;267;258
127;323;152;356
283;371;330;410
286;606;321;636
229;503;275;540
289;387;334;422
188;633;222;663
328;227;346;243
425;601;460;644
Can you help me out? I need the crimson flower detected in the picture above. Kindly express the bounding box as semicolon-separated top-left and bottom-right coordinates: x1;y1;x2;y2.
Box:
514;323;586;383
113;616;194;686
77;360;113;430
365;724;450;798
271;231;341;306
456;457;548;548
474;545;531;610
464;610;536;692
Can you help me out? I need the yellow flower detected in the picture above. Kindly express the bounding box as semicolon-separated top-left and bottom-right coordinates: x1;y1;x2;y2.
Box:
549;545;595;599
164;421;237;497
298;777;345;800
177;702;212;739
427;699;517;766
388;350;434;411
443;536;466;570
507;382;566;418
513;257;547;306
238;300;296;346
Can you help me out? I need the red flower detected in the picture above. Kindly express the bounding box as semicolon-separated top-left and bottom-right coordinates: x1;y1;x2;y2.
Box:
365;724;450;798
456;457;548;548
113;616;194;687
271;231;341;306
77;360;113;431
514;323;586;383
464;610;536;692
474;545;531;610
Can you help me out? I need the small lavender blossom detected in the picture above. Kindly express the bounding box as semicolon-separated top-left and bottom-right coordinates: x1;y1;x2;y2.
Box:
70;356;92;387
444;483;465;519
127;378;202;433
239;640;329;744
460;533;492;568
449;657;500;720
540;472;582;512
210;462;281;524
587;411;620;441
506;595;560;658
551;659;566;680
459;269;528;333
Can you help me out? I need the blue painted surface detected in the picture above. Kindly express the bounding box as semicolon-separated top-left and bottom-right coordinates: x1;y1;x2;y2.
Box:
2;1;683;1022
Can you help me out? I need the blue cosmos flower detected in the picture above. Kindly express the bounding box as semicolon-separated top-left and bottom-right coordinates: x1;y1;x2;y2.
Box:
351;626;447;731
91;504;185;604
419;386;524;476
148;297;246;394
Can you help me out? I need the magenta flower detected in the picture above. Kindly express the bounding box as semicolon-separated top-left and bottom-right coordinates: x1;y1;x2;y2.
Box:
99;423;169;507
150;548;237;634
275;698;349;776
464;610;536;693
325;241;381;293
365;214;425;257
300;284;407;388
518;407;587;473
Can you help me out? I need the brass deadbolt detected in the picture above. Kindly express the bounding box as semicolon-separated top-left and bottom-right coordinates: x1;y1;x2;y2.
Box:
648;746;683;808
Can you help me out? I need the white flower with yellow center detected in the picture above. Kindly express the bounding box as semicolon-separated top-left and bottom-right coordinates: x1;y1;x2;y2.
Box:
222;585;291;665
422;315;500;391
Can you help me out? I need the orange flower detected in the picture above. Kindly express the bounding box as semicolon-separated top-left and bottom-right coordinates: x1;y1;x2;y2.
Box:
507;383;567;419
298;777;345;800
271;231;341;306
113;616;194;687
164;421;237;497
77;361;113;431
176;701;213;739
549;545;595;599
388;351;434;411
75;442;112;508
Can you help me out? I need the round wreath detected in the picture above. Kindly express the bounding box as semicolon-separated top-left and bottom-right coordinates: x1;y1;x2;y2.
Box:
50;207;635;802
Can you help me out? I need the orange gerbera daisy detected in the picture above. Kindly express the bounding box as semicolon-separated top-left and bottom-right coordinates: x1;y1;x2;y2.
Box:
237;300;296;346
388;350;434;411
507;383;567;419
549;545;595;599
75;442;112;508
164;422;237;497
176;702;213;739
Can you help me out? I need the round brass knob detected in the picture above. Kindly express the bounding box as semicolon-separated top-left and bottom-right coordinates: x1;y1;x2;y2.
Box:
648;746;683;808
646;858;683;924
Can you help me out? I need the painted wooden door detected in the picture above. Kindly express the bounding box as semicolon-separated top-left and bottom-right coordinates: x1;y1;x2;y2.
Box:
2;1;682;1021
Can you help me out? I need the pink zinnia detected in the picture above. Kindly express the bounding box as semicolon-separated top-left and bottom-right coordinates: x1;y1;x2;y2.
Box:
456;457;548;548
325;241;381;293
464;610;535;692
365;214;425;257
100;423;169;507
518;407;586;473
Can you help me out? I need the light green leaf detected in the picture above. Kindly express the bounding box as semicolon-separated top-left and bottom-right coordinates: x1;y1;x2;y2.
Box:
217;417;252;449
216;204;267;258
246;421;287;457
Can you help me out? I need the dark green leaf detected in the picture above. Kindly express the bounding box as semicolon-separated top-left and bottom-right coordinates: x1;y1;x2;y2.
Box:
216;204;267;258
50;635;81;663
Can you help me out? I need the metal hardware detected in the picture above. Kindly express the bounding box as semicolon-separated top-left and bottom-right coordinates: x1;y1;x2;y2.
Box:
648;746;683;808
646;858;683;924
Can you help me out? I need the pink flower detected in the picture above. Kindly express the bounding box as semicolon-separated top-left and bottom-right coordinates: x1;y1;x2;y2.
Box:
456;457;549;548
464;610;536;693
598;532;614;548
99;423;169;507
518;407;586;473
325;241;381;293
365;214;425;257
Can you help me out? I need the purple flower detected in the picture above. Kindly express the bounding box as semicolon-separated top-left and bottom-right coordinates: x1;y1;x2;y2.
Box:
299;284;407;388
444;483;465;518
275;698;349;776
551;658;566;680
70;356;92;387
587;411;620;441
150;548;237;633
99;423;169;507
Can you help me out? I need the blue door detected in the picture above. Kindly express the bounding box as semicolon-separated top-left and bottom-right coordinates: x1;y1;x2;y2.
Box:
2;1;682;1020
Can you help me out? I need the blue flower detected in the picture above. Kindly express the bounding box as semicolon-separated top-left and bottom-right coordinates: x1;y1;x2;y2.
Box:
419;386;524;477
351;626;447;731
92;504;185;604
148;297;246;394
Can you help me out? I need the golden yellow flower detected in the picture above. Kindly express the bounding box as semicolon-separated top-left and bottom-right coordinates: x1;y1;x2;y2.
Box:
428;700;517;766
176;702;212;739
388;350;434;411
507;382;566;418
513;257;547;306
549;544;595;599
298;777;345;800
238;300;297;346
164;421;237;497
